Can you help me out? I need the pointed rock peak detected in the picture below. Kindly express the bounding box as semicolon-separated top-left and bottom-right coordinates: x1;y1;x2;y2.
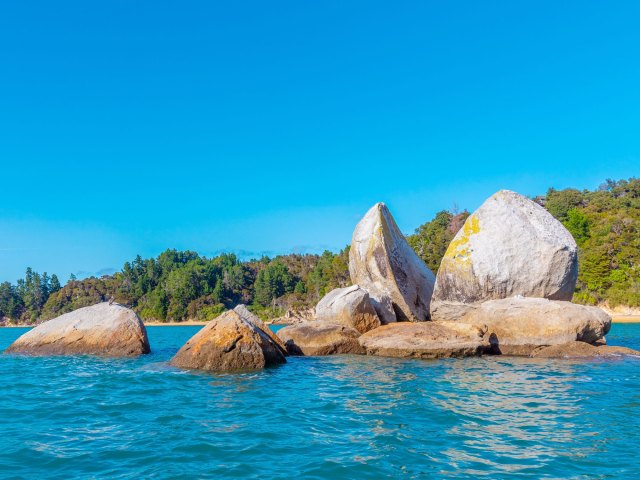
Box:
349;202;435;323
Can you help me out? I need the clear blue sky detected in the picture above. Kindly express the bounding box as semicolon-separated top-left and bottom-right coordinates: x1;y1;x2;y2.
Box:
1;0;638;283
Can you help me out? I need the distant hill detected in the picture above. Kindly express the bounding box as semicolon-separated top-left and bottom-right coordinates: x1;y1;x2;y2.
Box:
1;177;638;324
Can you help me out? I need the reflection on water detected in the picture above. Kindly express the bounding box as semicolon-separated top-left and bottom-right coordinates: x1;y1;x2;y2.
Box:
0;325;640;479
434;358;586;475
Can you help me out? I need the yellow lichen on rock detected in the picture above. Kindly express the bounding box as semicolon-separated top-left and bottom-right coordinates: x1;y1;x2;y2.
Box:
443;215;480;264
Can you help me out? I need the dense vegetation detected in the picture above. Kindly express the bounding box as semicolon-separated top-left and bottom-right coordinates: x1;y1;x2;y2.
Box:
1;178;638;324
543;178;640;308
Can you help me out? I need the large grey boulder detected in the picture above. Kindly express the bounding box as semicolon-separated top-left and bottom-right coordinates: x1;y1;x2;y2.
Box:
359;322;488;359
276;323;364;356
349;202;436;323
315;285;381;334
170;310;286;372
451;297;611;356
6;302;150;357
432;190;578;313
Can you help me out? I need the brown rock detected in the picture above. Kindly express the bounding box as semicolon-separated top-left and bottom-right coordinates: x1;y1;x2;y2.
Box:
5;302;150;357
276;323;364;356
359;322;488;359
453;297;611;355
233;304;288;356
531;341;640;358
170;310;286;372
270;308;315;325
315;285;381;334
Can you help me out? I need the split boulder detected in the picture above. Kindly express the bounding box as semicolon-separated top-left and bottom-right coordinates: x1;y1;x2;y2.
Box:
349;202;436;323
431;190;578;315
170;310;286;372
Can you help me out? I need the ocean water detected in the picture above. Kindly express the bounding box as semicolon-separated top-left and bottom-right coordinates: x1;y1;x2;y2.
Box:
1;324;639;479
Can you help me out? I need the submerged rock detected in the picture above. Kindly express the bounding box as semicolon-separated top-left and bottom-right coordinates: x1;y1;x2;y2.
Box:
315;285;381;334
233;304;288;356
170;310;286;372
359;322;488;359
432;190;578;313
349;202;436;323
531;341;640;359
453;297;611;356
6;302;150;357
276;323;364;356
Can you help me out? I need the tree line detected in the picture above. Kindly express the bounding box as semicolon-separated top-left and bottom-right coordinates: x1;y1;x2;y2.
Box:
1;177;638;324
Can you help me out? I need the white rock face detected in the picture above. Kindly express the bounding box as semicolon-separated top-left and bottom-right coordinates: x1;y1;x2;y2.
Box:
432;190;578;307
6;303;150;357
315;285;381;334
349;203;436;323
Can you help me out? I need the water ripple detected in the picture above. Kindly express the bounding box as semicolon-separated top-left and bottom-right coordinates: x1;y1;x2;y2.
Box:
1;325;640;479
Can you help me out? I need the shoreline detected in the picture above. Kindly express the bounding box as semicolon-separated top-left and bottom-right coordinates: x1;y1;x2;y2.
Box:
611;315;640;324
3;316;638;328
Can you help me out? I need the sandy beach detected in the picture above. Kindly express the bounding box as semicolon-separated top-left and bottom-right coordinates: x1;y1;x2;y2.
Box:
612;315;640;324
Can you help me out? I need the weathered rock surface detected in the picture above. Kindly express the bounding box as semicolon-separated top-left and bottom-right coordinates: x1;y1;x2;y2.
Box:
6;302;150;357
270;308;315;325
359;322;488;359
531;341;640;359
233;304;288;356
349;202;436;323
276;323;364;356
315;285;381;334
170;310;286;372
451;297;611;356
432;190;578;311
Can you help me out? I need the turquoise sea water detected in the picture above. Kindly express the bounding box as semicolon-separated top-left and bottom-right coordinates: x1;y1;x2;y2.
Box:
1;324;640;479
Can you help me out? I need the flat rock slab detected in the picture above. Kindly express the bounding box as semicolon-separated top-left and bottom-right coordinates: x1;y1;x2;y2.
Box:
359;322;488;359
349;202;436;323
315;285;381;334
531;341;640;359
171;310;286;372
276;323;364;356
6;302;150;357
452;297;611;356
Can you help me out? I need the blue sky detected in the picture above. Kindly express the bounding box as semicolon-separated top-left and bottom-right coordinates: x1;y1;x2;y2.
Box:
1;0;638;283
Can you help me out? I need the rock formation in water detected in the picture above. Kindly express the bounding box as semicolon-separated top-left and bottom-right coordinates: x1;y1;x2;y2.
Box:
170;310;286;372
349;202;436;323
233;304;288;356
431;190;578;319
530;341;640;359
315;285;381;334
5;302;150;357
270;308;315;325
359;322;488;359
276;323;364;356
449;297;611;355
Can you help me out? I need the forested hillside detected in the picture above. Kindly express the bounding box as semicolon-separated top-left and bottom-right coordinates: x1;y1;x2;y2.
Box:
1;178;638;324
